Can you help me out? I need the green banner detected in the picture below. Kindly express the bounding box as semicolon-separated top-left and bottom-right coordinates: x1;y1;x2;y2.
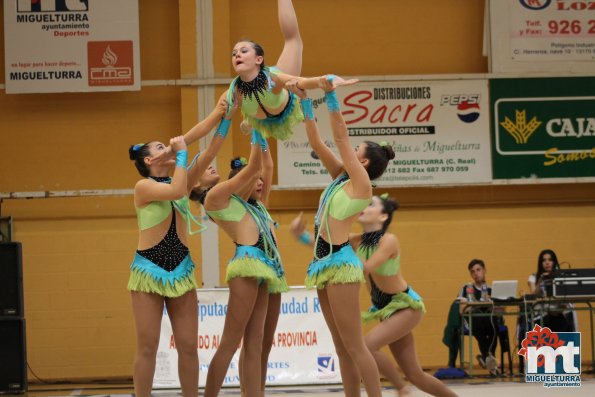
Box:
490;77;595;180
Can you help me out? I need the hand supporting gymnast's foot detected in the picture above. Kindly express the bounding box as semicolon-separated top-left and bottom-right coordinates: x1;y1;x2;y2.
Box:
285;74;359;93
318;74;359;92
285;79;308;99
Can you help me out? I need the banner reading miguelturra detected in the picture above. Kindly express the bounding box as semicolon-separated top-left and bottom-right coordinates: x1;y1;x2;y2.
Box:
276;79;491;188
3;0;140;94
154;287;341;388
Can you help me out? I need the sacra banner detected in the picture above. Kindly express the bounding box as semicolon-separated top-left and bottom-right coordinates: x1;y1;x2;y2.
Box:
276;79;491;188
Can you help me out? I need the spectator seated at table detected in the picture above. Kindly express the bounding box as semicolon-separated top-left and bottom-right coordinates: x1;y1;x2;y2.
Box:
517;249;579;373
528;249;577;332
457;259;501;376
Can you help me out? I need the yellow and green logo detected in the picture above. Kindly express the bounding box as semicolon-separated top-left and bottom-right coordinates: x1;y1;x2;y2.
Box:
500;110;541;144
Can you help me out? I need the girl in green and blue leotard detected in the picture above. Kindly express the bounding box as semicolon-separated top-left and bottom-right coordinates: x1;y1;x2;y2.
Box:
352;194;458;397
222;0;303;142
127;98;229;397
190;129;278;397
221;0;357;142
286;78;394;397
226;151;287;396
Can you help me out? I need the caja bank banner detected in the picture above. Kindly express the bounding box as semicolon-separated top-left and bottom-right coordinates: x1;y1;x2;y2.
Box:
491;77;595;180
154;287;340;388
4;0;140;93
276;80;492;188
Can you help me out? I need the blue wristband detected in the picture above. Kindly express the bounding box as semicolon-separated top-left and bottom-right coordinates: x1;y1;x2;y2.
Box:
251;129;268;151
175;150;188;168
215;118;231;138
301;98;314;120
251;129;260;145
324;75;340;112
299;232;312;245
260;134;268;151
325;91;340;113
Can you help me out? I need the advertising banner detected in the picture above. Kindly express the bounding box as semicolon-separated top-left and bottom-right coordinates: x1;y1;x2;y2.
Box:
508;0;595;61
488;0;595;73
276;79;491;188
154;287;340;388
491;76;595;180
4;0;140;93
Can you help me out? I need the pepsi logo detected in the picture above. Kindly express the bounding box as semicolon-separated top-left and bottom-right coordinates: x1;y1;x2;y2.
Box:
457;101;480;123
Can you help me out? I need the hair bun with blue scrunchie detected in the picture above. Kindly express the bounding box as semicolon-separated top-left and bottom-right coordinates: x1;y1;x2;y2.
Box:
230;157;248;170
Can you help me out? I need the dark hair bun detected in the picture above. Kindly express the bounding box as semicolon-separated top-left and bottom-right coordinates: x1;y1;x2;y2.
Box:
382;144;396;160
387;198;400;212
230;157;245;170
129;146;137;161
379;196;399;213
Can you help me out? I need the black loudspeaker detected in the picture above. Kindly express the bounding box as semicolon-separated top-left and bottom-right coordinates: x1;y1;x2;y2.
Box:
0;318;27;393
0;243;24;317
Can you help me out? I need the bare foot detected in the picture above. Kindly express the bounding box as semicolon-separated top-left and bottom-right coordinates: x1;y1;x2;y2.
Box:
397;385;414;397
240;120;252;135
319;74;359;91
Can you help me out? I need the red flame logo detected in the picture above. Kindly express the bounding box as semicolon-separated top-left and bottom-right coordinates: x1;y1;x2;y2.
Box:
102;46;118;67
